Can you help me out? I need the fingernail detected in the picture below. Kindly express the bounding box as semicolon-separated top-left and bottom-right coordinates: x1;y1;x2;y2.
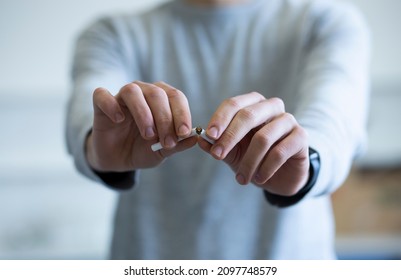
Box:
164;135;176;148
207;126;219;139
115;113;124;123
254;173;263;184
212;145;223;158
145;127;155;138
236;173;246;185
178;124;189;136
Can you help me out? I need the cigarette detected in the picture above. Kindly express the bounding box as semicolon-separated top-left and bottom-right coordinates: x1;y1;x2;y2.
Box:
151;126;215;151
199;127;215;145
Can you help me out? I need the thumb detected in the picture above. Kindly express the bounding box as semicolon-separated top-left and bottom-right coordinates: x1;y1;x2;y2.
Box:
93;87;125;123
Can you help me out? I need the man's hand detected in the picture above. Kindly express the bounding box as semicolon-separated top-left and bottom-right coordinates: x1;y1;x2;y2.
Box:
198;92;310;196
86;81;197;172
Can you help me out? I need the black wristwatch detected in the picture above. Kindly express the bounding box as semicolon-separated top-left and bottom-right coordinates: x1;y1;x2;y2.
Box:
264;147;320;207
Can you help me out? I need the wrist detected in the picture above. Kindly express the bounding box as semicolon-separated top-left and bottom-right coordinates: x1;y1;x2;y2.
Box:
85;132;101;171
85;131;136;190
264;147;320;207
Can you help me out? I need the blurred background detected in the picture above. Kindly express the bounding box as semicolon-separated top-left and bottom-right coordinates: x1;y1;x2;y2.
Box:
0;0;400;259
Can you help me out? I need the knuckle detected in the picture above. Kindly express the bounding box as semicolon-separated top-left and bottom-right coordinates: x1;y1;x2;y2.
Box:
250;91;266;101
237;107;257;122
253;131;271;148
271;145;287;162
147;87;166;98
155;81;167;86
293;126;309;148
213;112;230;125
167;88;184;99
123;83;141;93
157;114;172;126
270;97;285;112
120;83;140;97
294;125;307;138
223;128;237;140
173;108;187;119
219;128;237;147
224;97;241;110
135;108;152;123
282;112;296;124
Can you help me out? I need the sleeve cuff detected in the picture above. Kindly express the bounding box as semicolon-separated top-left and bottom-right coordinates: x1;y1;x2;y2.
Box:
94;170;136;190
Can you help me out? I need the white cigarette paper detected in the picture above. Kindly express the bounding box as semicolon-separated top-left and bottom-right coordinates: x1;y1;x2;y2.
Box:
151;126;215;152
200;129;215;145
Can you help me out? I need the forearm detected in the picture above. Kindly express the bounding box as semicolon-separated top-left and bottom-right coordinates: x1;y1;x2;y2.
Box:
290;1;370;199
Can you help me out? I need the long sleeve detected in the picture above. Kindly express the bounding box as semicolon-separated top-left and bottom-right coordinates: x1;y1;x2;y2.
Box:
66;17;139;189
294;2;371;198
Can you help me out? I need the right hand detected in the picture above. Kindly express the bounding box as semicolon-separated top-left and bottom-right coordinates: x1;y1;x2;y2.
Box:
86;81;197;172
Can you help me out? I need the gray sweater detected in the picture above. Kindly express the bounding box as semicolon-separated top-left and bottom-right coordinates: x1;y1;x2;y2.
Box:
67;0;370;259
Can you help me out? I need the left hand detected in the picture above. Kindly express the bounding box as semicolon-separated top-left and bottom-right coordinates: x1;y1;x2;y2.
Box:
198;92;310;196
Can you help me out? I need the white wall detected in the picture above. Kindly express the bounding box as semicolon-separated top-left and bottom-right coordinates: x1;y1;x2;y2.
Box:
0;0;167;93
0;0;400;93
350;0;401;85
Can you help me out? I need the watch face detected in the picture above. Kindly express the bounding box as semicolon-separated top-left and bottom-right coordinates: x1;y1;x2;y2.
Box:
309;147;320;161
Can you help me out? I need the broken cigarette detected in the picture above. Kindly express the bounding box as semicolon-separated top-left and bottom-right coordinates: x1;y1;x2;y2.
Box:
151;126;215;151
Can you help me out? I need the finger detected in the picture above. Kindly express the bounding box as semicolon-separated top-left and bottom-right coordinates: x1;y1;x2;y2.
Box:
151;127;198;152
134;81;176;149
117;83;157;140
158;135;198;158
206;92;266;140
254;126;308;186
210;97;285;160
198;136;213;154
235;113;297;185
93;87;125;123
154;81;192;138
